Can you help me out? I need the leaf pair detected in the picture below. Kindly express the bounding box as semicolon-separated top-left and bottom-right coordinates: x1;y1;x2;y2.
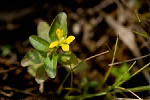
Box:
44;54;58;78
38;12;67;42
35;53;58;84
29;12;68;53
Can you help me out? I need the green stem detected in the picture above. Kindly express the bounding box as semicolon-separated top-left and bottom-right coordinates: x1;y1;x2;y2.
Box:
133;31;149;39
127;85;150;92
65;92;107;99
58;71;71;94
131;63;150;78
70;65;73;88
65;85;150;99
103;37;119;85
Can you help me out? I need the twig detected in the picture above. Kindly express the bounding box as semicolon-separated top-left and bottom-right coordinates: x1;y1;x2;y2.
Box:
1;86;36;96
0;57;19;66
73;50;109;71
0;7;34;22
0;67;18;74
108;53;150;66
84;50;109;62
0;90;13;97
117;87;142;100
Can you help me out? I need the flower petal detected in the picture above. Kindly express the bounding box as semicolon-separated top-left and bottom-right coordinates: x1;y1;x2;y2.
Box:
61;44;69;51
65;36;75;44
49;41;59;48
56;29;64;39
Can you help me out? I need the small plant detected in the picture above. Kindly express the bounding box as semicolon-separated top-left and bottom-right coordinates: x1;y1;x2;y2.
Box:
21;12;78;92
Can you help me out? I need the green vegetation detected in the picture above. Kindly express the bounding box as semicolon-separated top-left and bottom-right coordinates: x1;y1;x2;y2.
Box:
21;12;150;99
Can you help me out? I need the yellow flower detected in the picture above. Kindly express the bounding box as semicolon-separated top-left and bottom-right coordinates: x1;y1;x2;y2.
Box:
49;29;75;51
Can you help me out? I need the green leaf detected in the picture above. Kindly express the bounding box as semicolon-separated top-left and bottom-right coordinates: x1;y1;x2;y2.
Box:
28;64;42;77
111;63;131;81
37;20;50;42
59;52;78;65
44;54;58;78
35;65;48;84
21;50;42;67
58;52;78;69
49;12;68;42
29;35;49;52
